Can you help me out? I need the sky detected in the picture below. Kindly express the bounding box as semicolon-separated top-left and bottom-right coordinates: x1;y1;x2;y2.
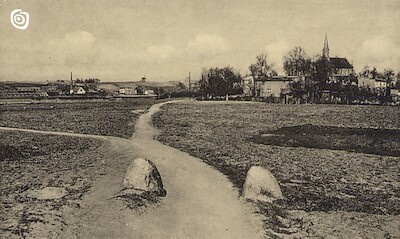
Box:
0;0;399;82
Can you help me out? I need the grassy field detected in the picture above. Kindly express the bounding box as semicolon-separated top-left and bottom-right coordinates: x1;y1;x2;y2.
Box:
0;98;158;138
153;101;400;238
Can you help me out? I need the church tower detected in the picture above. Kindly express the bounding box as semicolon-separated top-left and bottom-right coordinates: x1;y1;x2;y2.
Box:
322;33;330;59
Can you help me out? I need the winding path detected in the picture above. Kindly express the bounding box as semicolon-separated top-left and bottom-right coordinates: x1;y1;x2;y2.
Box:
125;101;265;238
2;101;265;238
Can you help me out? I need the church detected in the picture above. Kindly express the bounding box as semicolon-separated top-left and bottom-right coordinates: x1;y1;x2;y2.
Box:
322;34;356;85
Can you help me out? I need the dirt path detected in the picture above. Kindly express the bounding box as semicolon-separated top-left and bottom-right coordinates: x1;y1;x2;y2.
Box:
63;101;265;238
0;126;118;140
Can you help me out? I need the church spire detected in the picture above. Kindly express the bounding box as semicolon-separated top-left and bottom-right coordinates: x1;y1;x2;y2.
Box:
323;33;329;59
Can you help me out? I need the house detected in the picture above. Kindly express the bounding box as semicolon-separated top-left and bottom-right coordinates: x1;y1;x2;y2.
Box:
144;89;156;96
358;77;387;89
322;34;356;85
70;86;86;95
390;89;400;102
119;86;138;95
255;76;300;98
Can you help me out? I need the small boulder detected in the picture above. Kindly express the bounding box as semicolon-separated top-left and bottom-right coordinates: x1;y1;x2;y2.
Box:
242;166;283;202
122;158;166;197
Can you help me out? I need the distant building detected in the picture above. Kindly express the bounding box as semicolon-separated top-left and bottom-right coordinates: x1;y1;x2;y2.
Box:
255;76;301;98
70;86;86;95
390;89;400;102
322;34;356;85
16;87;41;92
358;77;387;89
144;89;156;96
119;86;138;95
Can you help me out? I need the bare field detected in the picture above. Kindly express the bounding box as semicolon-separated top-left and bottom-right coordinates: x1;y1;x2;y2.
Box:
0;131;109;238
0;98;157;138
0;98;162;238
153;101;400;238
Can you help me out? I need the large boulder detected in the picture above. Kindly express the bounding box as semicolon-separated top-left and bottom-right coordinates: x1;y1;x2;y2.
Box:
122;158;166;197
242;166;283;202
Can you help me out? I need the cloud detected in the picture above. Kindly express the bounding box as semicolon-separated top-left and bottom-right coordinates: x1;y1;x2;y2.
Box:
62;31;99;67
356;36;400;71
187;34;231;59
145;44;176;61
265;41;290;74
64;31;96;46
135;34;231;64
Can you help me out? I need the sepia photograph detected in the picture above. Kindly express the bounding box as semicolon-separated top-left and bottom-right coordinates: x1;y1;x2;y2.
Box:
0;0;399;238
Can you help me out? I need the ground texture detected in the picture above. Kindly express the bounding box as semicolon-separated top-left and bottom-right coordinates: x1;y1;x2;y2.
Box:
0;99;156;238
0;98;157;138
0;100;267;239
0;131;108;238
153;101;400;238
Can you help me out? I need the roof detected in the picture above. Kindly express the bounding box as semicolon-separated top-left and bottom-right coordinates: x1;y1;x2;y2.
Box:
255;76;298;82
329;57;353;69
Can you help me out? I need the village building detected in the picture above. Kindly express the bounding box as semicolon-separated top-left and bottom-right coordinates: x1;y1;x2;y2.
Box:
119;86;138;95
144;89;156;96
242;75;302;100
70;86;86;95
322;34;356;85
256;76;301;98
16;87;41;92
358;77;387;89
390;89;400;102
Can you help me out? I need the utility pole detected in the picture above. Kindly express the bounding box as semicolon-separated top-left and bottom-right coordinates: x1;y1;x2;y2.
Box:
70;72;73;94
188;71;191;92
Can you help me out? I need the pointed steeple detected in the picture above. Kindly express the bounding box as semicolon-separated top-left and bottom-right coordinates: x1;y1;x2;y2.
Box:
323;33;329;59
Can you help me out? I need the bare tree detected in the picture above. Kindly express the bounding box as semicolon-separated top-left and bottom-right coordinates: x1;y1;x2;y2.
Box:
248;53;276;97
283;47;312;76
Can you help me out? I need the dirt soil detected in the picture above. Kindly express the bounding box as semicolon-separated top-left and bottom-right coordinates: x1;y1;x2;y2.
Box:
0;99;157;138
63;101;265;239
153;100;400;238
1;101;266;238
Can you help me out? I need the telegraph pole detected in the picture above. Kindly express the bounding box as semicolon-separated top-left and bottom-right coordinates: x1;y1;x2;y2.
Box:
188;71;191;92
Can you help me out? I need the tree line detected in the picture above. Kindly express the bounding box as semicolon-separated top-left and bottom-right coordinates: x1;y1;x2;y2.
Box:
198;46;400;103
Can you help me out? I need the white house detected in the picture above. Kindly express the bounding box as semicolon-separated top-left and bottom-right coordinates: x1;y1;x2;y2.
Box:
358;77;387;89
119;87;138;95
144;89;156;96
70;86;86;95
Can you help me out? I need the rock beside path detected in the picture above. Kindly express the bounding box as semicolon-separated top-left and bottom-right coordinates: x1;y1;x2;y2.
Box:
122;157;166;197
242;166;282;202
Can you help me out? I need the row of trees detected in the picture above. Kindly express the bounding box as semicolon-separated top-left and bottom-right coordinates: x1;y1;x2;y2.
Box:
198;46;400;102
199;66;243;98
